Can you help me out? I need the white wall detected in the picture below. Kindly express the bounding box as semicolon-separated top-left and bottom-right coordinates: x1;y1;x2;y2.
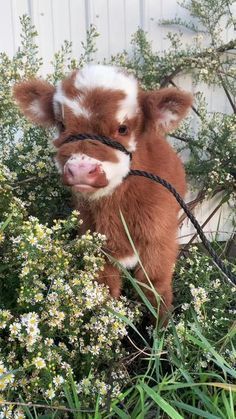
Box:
0;0;235;243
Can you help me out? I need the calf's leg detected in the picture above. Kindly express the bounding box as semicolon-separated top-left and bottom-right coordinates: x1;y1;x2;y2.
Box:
96;262;122;298
134;242;177;321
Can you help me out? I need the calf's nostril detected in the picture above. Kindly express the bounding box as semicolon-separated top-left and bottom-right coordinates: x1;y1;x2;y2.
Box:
88;166;98;174
67;167;74;177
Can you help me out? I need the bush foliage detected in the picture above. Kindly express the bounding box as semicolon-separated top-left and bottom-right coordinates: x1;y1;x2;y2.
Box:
0;0;235;417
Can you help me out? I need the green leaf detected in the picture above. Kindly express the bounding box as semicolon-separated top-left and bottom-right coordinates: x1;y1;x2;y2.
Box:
0;213;13;231
111;405;130;419
189;324;236;379
141;383;184;419
172;401;220;419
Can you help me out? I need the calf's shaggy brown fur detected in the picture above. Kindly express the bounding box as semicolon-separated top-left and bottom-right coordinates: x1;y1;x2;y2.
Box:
14;65;192;319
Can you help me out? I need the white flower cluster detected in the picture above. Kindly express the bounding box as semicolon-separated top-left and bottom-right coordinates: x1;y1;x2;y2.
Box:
190;284;209;320
0;174;139;408
8;313;42;361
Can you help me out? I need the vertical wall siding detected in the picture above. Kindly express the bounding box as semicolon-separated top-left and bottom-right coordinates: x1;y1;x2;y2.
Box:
0;0;235;243
1;0;235;71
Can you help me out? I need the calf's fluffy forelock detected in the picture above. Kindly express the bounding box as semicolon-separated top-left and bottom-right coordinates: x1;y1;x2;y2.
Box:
53;65;139;123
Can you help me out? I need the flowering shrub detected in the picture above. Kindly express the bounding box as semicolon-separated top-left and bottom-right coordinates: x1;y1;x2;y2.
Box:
0;163;139;411
168;246;236;369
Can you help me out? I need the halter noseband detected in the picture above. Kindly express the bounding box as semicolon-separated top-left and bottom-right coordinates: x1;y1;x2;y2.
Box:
62;133;132;160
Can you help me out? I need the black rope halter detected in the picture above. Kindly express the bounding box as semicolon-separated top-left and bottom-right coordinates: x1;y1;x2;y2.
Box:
63;133;132;159
62;133;236;286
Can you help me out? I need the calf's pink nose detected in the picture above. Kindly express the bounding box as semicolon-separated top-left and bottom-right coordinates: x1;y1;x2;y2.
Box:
63;161;105;187
64;161;98;180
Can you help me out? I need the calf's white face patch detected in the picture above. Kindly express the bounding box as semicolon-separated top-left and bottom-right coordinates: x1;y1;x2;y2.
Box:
53;82;91;119
126;133;137;152
75;65;139;122
91;150;130;200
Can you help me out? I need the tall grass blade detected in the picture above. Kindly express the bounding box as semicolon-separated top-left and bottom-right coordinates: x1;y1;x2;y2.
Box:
141;383;184;419
111;405;130;418
172;400;220;419
106;306;148;345
19;396;34;419
190;324;236;379
179;369;222;416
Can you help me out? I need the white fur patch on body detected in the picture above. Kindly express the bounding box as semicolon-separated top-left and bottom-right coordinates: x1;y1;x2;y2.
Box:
119;254;139;269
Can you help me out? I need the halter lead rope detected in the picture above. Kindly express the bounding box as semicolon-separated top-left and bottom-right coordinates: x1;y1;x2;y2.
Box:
63;133;236;286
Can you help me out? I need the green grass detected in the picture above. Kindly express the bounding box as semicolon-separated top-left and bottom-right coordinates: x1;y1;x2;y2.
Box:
15;310;235;418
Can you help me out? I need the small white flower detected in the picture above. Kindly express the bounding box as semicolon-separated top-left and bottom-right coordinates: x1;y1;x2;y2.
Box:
33;357;46;369
45;388;55;400
0;361;6;375
9;322;22;336
53;375;64;387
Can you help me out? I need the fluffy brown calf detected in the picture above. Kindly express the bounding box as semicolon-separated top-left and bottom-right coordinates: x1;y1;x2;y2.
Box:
14;65;192;318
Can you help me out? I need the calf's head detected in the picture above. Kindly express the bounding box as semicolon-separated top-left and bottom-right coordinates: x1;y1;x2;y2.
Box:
13;65;192;199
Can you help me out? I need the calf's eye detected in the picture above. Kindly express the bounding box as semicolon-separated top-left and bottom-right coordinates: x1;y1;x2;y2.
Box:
118;125;129;136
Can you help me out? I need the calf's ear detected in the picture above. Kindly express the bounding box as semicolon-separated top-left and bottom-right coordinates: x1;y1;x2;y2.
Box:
13;79;56;127
140;88;193;132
